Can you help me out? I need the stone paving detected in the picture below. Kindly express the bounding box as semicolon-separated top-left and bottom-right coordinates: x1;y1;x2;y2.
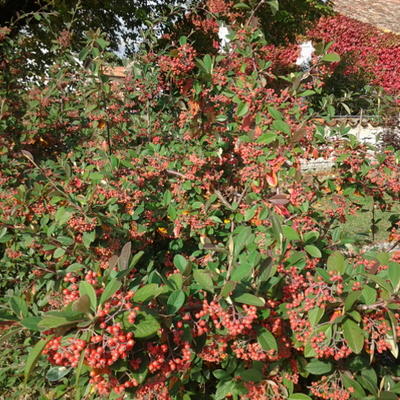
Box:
334;0;400;34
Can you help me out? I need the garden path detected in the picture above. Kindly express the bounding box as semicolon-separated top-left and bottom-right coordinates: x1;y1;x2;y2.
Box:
334;0;400;34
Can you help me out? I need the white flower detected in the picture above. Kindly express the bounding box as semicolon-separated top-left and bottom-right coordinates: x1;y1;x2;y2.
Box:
296;41;315;69
218;24;230;50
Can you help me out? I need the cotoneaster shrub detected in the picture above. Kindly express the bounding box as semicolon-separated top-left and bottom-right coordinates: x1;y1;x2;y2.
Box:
307;15;400;96
0;3;400;400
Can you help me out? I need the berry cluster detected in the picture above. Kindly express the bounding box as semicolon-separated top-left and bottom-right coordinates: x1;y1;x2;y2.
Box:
310;375;353;400
89;369;138;397
147;341;191;374
195;300;258;336
44;337;86;367
85;324;135;368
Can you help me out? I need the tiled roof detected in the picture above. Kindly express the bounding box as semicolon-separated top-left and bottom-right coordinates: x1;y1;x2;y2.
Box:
334;0;400;34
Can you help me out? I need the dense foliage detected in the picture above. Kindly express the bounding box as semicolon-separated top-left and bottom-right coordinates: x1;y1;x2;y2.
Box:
308;15;400;96
0;0;333;58
0;0;182;56
0;1;400;399
305;15;400;116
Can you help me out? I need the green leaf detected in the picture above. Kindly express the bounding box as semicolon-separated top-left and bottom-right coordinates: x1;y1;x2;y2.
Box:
130;251;144;269
388;262;400;291
344;291;362;312
74;331;90;400
375;252;390;265
257;132;278;144
133;284;160;303
216;114;227;122
215;381;237;400
131;311;160;339
305;245;321;258
163;190;172;206
308;307;324;326
167;204;177;220
282;226;300;241
244;208;256;222
233;2;251;9
130;362;148;384
96;38;109;49
236;102;249;118
303;231;319;243
327;251;345;273
348;310;361;323
38;314;82;330
270;214;283;246
233;293;265;307
213;369;230;379
236;367;263;382
258;328;278;351
361;367;377;387
231;261;253;282
169;273;183;290
386;310;398;358
357;375;378;396
305;359;333;375
55;207;73;226
272;120;290;134
79;281;97;311
57;236;74;246
173;255;188;273
342;373;366;398
363;273;393;294
268;106;282;120
167;290;185;314
99;279;121;305
72;295;91;314
220;280;236;297
268;0;279;15
66;263;84;273
24;337;52;382
0;311;17;322
321;52;341;62
203;54;213;74
20;316;41;331
193;269;214;292
82;231;95;249
46;366;71;382
342;319;365;354
233;226;253;256
209;215;223;223
379;392;398;400
9;296;28;319
361;285;377;305
53;247;65;258
298;90;315;97
288;395;312;400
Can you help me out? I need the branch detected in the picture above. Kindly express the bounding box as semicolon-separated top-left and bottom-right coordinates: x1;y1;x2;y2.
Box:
245;0;266;27
166;169;187;179
357;301;387;311
214;190;234;210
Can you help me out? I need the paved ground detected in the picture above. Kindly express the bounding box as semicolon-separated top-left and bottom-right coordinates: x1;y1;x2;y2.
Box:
334;0;400;34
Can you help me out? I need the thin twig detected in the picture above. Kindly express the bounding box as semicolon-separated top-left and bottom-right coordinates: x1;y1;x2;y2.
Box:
357;301;387;311
21;152;87;216
214;190;234;210
236;185;248;206
245;0;266;27
166;169;187;179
